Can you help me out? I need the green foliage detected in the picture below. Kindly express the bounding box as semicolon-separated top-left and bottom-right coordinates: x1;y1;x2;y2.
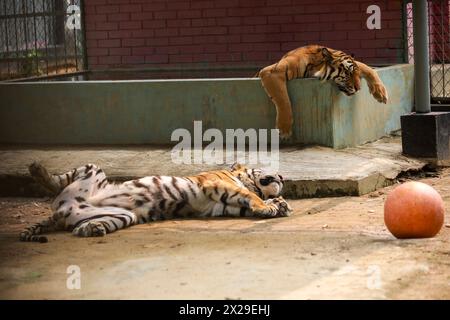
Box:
20;49;44;77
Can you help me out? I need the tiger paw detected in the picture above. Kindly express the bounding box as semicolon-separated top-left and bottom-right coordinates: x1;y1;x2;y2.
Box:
277;124;293;140
261;197;292;218
28;162;60;194
268;196;293;217
370;81;388;104
276;115;293;139
73;221;106;237
279;129;293;140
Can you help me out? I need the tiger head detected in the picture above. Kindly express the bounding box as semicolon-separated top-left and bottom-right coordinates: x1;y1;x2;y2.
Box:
230;163;284;200
321;47;361;96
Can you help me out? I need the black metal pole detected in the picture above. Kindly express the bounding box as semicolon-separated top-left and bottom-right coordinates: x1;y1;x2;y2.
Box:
412;0;431;113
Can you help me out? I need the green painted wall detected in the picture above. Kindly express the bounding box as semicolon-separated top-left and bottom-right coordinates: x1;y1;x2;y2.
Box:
0;64;413;148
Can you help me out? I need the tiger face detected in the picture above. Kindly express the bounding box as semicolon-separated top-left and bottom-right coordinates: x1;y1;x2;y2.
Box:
230;163;284;200
253;170;284;199
322;48;361;96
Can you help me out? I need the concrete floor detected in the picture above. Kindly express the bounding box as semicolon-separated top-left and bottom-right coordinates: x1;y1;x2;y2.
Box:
0;169;449;300
0;136;447;299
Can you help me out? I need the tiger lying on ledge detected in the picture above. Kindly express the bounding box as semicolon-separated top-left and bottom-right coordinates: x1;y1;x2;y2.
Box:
21;162;292;242
256;44;389;138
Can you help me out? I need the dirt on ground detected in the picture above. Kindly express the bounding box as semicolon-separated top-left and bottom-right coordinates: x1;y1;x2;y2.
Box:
0;169;449;300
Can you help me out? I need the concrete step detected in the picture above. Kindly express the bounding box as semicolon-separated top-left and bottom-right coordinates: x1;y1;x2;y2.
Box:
0;136;426;198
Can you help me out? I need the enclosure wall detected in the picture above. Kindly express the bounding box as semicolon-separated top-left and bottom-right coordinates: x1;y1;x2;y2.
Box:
84;0;405;73
0;64;413;148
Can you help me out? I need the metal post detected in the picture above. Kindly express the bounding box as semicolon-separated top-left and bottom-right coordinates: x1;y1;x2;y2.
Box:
412;0;431;113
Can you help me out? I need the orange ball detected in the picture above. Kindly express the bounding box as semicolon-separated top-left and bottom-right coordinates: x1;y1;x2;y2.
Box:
384;181;445;239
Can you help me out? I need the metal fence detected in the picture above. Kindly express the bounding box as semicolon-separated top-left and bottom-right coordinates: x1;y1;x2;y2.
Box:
405;0;450;103
0;0;86;81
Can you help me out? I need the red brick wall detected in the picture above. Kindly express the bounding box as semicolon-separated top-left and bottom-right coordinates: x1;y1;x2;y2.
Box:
84;0;405;73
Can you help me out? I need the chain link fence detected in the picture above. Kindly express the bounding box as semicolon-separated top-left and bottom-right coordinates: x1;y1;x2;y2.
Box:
405;0;450;103
0;0;86;81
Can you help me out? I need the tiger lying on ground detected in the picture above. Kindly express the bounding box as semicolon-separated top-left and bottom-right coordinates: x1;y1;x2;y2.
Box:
256;44;389;138
21;162;292;242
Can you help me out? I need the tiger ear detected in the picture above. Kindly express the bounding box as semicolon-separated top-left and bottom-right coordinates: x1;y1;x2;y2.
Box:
230;163;244;171
321;47;333;62
350;53;355;59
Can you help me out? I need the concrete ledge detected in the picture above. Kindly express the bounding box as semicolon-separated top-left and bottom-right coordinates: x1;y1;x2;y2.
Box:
0;64;413;148
0;137;426;198
401;112;450;164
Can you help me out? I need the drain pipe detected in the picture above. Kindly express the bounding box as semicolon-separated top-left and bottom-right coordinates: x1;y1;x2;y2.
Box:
412;0;431;113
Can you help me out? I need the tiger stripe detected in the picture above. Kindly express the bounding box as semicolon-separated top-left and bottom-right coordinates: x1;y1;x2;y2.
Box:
256;44;388;138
